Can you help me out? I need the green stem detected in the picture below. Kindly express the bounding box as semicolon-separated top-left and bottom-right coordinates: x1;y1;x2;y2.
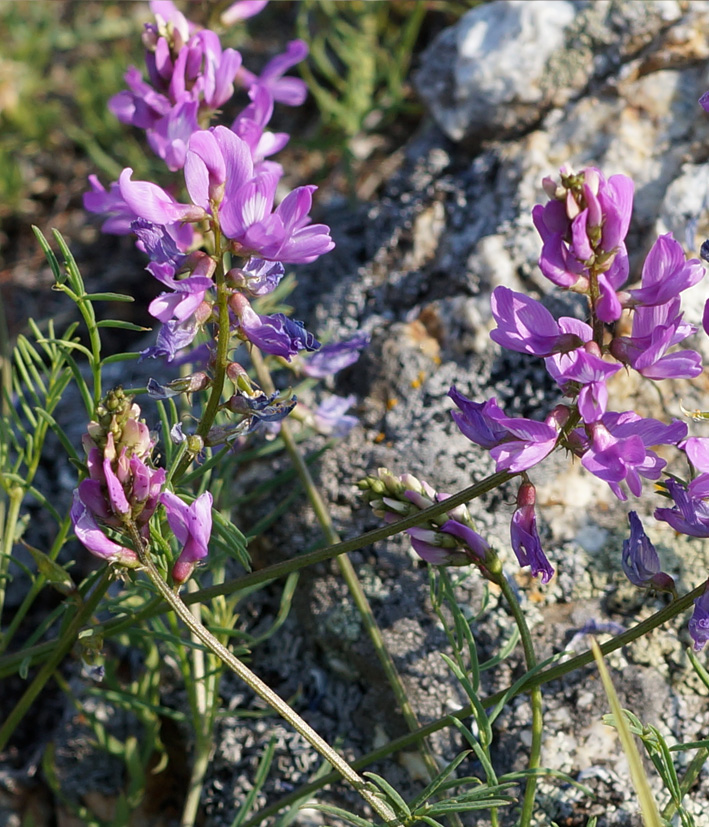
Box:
661;746;708;821
1;472;508;678
181;580;213;827
129;525;398;825
0;486;24;637
1;499;699;683
250;347;443;782
497;575;542;827
172;249;230;483
0;567;113;752
242;582;704;826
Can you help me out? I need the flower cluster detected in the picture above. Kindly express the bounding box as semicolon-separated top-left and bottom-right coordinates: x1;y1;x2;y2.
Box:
359;469;498;573
71;389;166;567
84;0;334;367
71;389;213;585
442;160;709;646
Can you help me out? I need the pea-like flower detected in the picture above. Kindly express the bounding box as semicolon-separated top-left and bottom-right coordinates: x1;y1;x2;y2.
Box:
621;512;675;593
160;491;213;584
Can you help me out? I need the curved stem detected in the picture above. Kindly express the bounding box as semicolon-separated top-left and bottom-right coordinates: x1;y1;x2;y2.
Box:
250;348;443;785
0;567;113;751
128;524;397;825
243;582;705;827
497;575;542;827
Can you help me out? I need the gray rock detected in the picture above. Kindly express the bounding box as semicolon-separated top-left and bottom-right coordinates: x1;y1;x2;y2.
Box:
414;0;685;145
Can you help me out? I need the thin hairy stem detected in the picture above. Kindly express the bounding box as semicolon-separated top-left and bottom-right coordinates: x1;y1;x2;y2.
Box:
250;347;444;787
241;582;704;826
497;575;543;827
128;522;398;825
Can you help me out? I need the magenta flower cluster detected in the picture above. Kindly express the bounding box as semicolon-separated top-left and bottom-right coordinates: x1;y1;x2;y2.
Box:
70;390;212;584
448;160;709;647
84;0;336;366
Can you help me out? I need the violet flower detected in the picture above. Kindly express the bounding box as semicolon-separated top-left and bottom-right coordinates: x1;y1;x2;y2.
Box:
83;175;139;235
533;167;634;322
140;316;200;361
232;85;289;169
70;491;140;568
621;512;675;593
689;587;709;651
545;321;621;422
682;438;709;498
227;258;285;297
313;395;358;437
238;40;309;106
71;393;166;564
448;388;511;450
448;386;558;473
301;332;370;377
580;413;687;501
625;234;704;308
655;479;709;537
490;287;584;356
160;490;213;584
126;125;335;264
510;481;554;584
610;235;703;380
230;292;319;359
221;0;269;25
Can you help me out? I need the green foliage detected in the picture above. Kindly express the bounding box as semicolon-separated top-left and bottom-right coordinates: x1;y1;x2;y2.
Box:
0;1;154;218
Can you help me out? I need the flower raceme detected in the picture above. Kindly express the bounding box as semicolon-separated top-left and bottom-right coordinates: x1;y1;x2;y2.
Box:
71;391;166;566
359;470;495;571
447;163;707;589
532;166;633;322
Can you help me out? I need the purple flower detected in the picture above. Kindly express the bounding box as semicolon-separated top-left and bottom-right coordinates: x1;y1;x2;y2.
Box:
232;85;289;168
580;413;687;500
626;234;704;307
609;235;703;380
221;0;269;24
489;287;584;356
533;167;633;322
689;587;709;651
313;395;358;437
183;126;334;263
160;490;213;584
239;40;309;106
190;30;243;110
146;98;200;170
140;316;200;361
439;519;490;563
70;491;140;568
119;167;203;226
488;415;558;474
448;388;511;449
301;332;369;377
611;314;701;380
545;322;621;422
703;298;709;337
655;478;709;537
83;175;138;235
230;292;319;359
227;258;285;297
621;512;675;592
510;481;554;584
448;386;558;473
681;438;709;498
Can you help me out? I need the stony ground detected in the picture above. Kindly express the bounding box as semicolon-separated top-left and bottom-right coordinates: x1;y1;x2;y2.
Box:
4;2;709;826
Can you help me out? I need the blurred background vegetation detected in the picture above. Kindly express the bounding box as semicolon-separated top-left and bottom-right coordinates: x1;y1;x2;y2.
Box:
0;0;476;337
